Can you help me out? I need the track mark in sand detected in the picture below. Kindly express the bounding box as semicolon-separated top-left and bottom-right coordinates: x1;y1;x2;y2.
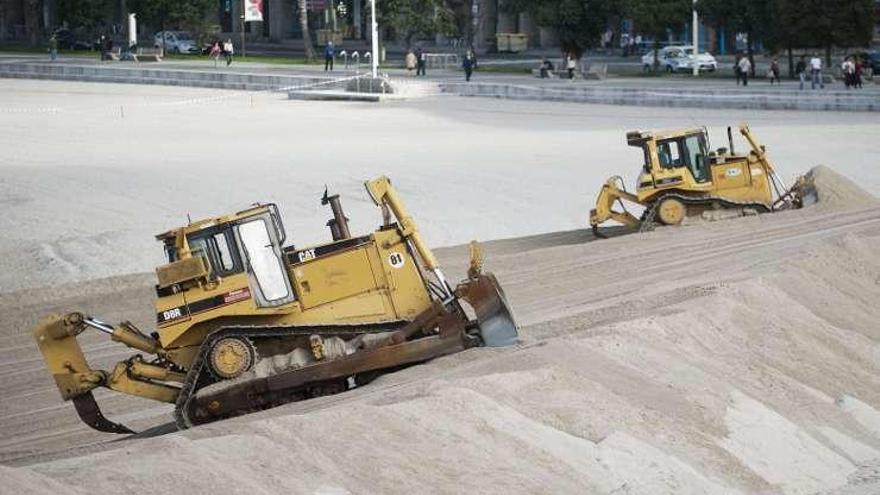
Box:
36;243;80;276
525;281;725;341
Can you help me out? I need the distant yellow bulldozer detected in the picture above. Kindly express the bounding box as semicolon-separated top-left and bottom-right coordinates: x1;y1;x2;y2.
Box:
590;124;815;236
33;176;518;433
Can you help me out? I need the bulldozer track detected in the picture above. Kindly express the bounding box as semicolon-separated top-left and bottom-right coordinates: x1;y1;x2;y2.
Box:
640;193;772;231
173;322;405;430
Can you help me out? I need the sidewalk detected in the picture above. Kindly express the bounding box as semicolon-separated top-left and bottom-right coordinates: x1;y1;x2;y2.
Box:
1;55;877;111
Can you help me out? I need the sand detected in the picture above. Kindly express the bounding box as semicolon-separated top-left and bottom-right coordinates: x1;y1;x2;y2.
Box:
1;81;879;494
1;79;880;294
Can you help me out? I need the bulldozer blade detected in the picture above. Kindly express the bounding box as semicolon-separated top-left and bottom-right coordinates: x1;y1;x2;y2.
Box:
775;174;818;210
465;273;519;347
795;174;819;208
72;392;135;435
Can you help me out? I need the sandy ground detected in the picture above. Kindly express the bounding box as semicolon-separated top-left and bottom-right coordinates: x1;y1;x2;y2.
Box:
1;81;880;494
1;79;879;292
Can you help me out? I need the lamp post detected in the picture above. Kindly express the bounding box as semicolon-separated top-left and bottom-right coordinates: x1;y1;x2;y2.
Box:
692;0;699;76
370;0;378;78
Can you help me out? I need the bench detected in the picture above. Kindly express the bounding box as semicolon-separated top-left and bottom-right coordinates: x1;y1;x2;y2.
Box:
583;63;607;80
133;47;163;63
425;53;459;69
532;68;557;79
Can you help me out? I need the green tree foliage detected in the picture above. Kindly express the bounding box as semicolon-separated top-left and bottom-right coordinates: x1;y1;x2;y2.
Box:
128;0;215;35
698;0;766;73
504;0;623;57
700;0;876;72
377;0;457;48
626;0;691;68
798;0;875;56
55;0;114;32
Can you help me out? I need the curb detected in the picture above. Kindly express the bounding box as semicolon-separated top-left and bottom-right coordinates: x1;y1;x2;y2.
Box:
441;82;880;112
0;62;335;92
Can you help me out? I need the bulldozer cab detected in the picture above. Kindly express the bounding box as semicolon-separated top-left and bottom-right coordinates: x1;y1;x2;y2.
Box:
630;128;711;185
157;204;296;309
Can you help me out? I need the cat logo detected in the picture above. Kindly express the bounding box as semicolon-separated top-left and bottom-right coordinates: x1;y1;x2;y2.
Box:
297;249;316;263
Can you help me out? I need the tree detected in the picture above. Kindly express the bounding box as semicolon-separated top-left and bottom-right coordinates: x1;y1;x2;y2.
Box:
504;0;622;57
377;0;457;48
55;0;115;32
297;0;315;61
762;0;809;77
627;0;691;69
128;0;214;38
23;0;42;46
698;0;768;75
799;0;875;65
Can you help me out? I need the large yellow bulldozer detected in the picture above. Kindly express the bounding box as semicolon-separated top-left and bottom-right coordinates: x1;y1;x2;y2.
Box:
33;176;518;433
590;124;815;236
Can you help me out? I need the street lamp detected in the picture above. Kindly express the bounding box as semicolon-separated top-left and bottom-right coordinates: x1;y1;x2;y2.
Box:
370;0;378;78
692;0;699;77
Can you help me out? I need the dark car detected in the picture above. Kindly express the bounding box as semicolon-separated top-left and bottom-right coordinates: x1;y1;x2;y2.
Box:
53;29;91;50
849;50;879;73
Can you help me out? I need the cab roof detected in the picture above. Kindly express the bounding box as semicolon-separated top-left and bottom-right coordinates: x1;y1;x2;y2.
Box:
626;127;706;146
155;204;272;242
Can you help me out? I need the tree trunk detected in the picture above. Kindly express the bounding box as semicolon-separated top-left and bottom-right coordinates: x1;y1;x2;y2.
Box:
787;45;793;79
24;0;41;47
0;2;7;42
298;0;315;60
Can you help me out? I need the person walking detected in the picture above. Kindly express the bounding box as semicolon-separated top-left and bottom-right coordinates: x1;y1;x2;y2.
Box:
566;53;577;80
48;34;58;62
324;41;335;71
769;58;780;85
841;57;855;89
854;57;864;89
809;54;823;89
796;56;807;90
462;50;475;82
405;49;416;76
416;47;427;76
734;54;742;85
223;39;234;66
99;35;108;61
737;55;751;86
209;40;221;67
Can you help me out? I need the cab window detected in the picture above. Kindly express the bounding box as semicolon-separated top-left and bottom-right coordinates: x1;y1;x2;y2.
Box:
187;229;241;276
657;139;683;169
683;134;709;183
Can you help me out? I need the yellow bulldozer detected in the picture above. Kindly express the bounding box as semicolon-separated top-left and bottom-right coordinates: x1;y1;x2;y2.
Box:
33;176;518;433
589;124;816;237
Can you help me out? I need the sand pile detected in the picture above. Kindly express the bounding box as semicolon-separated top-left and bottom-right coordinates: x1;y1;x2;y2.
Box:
3;207;879;495
808;165;878;210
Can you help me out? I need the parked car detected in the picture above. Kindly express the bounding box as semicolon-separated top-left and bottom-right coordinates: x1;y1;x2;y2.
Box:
642;46;718;73
153;31;199;54
52;29;92;50
848;50;879;76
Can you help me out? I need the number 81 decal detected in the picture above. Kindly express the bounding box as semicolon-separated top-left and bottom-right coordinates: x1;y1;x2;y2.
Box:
388;252;405;269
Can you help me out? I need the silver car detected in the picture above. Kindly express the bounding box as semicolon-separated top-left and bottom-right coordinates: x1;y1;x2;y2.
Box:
642;46;718;73
153;31;199;54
